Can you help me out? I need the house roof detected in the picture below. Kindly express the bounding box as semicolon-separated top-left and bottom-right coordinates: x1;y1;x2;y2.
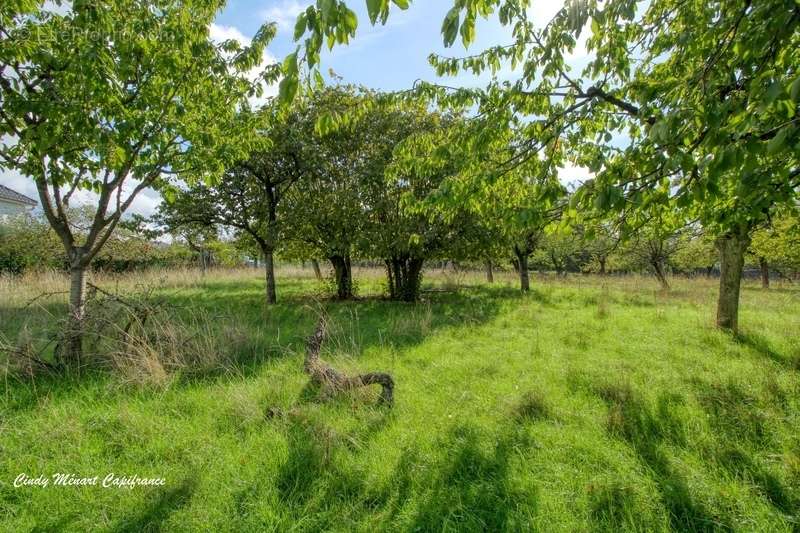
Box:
0;184;37;206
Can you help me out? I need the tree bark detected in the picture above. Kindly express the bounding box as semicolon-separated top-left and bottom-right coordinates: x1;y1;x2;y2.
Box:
386;256;424;302
598;256;607;275
61;261;88;367
715;229;750;333
759;257;769;289
311;259;322;281
514;247;530;292
329;254;354;299
264;248;277;304
652;260;670;290
485;259;494;283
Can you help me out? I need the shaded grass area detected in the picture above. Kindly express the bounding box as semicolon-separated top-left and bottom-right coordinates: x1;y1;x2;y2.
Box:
1;269;799;531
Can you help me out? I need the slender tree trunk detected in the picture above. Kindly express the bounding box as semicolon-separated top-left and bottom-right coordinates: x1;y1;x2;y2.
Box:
62;261;88;367
329;254;354;299
485;259;494;283
715;230;750;333
311;259;322;281
385;259;397;299
599;256;607;275
514;248;530;292
759;257;769;289
264;248;277;304
652;260;670;290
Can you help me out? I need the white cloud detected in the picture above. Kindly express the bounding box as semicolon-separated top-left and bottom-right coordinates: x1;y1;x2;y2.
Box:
0;168;161;219
558;162;592;188
209;23;252;44
209;23;279;105
42;1;72;16
260;1;310;30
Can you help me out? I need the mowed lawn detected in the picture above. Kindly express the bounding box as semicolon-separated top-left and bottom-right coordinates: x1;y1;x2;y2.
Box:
1;268;799;532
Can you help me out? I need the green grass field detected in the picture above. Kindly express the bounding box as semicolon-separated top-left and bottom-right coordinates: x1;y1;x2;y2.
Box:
1;267;799;532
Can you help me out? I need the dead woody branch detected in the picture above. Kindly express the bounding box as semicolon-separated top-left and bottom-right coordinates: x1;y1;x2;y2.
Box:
304;317;394;405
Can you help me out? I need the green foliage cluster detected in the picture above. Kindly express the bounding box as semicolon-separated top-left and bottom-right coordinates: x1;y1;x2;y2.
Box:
0;214;63;273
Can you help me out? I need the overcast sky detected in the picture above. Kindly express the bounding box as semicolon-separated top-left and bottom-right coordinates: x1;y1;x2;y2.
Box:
1;0;588;218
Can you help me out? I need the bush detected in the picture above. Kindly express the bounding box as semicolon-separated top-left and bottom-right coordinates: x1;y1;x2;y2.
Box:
0;214;65;274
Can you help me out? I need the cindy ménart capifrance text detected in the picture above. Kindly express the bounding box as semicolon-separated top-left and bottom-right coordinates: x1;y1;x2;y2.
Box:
13;472;166;489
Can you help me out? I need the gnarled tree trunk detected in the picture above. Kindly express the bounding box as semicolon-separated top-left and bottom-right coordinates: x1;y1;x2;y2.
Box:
651;259;670;290
715;229;751;333
386;256;424;302
304;318;393;405
329;254;354;299
485;259;494;283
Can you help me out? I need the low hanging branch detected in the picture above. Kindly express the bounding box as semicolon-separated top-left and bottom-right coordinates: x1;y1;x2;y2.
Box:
304;318;394;405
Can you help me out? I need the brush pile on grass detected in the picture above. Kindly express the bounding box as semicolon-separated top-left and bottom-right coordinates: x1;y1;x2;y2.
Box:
1;283;249;386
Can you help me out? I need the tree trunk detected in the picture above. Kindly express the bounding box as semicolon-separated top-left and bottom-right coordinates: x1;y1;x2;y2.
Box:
598;256;607;275
759;257;769;289
386;256;424;302
652;260;670;290
311;259;322;281
485;260;494;283
715;230;750;333
264;248;277;304
61;263;88;367
514;247;530;292
329;254;354;299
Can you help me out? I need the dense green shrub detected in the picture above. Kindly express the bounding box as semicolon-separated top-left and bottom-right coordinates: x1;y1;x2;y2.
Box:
0;215;64;274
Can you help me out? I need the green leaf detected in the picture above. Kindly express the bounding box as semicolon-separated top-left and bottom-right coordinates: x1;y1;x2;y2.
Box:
366;0;381;24
766;126;789;155
790;75;800;102
441;7;460;48
392;0;409;8
319;0;335;22
766;80;783;103
460;16;475;47
282;51;298;75
343;7;358;32
293;12;307;41
278;75;299;104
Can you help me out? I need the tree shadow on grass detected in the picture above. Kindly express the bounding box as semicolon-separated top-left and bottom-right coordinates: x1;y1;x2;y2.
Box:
161;285;510;381
716;446;797;515
332;422;537;532
268;406;394;530
593;382;730;532
734;331;799;370
109;477;196;533
267;413;537;531
587;479;661;533
693;378;797;516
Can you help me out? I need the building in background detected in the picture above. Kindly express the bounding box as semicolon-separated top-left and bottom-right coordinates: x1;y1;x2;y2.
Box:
0;184;37;218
